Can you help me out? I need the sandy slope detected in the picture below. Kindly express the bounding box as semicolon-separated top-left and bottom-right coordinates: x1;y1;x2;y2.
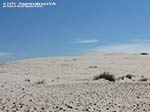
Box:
0;81;150;112
0;53;150;83
0;53;150;112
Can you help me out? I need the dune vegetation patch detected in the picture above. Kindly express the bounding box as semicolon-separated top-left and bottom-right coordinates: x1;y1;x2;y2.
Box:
35;79;46;84
117;76;125;81
93;72;115;82
24;79;30;82
139;76;148;82
140;53;148;55
139;78;148;81
125;74;134;79
88;65;98;68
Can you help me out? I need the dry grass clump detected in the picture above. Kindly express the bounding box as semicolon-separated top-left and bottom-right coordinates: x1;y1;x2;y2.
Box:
93;72;115;82
139;78;148;81
125;74;134;79
140;53;148;55
117;76;125;81
139;76;148;81
24;79;30;82
36;79;46;84
88;66;98;68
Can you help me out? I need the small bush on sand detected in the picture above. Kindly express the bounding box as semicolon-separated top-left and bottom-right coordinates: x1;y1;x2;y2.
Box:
88;66;98;68
93;72;115;82
139;78;148;81
140;53;148;55
139;76;148;81
36;79;46;84
24;79;30;82
125;74;134;79
117;76;125;81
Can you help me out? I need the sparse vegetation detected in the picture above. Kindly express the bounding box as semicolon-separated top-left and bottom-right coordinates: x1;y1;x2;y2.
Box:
93;72;115;82
125;74;134;79
139;76;148;81
117;76;125;81
72;58;77;60
139;78;148;81
56;77;60;79
140;53;148;55
24;79;30;82
36;79;46;84
88;66;98;68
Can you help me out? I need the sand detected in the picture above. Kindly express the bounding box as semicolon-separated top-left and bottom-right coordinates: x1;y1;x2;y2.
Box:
0;53;150;111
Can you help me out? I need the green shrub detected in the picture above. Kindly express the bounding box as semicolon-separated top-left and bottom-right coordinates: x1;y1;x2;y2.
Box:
93;72;115;82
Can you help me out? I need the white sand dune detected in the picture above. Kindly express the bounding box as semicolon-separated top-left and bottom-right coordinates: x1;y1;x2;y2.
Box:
0;53;150;111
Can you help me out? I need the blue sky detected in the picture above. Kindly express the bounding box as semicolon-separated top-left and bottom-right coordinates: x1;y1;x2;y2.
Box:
0;0;150;62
